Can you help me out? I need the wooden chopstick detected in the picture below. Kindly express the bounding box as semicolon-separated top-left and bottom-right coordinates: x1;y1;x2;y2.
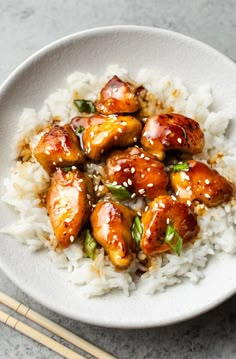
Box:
0;291;117;359
0;309;85;359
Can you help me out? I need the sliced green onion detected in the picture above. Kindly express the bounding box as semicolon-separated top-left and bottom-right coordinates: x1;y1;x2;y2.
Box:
63;166;73;172
172;162;189;172
74;99;95;113
132;216;143;249
84;229;98;260
75;125;85;134
106;183;132;200
164;223;183;256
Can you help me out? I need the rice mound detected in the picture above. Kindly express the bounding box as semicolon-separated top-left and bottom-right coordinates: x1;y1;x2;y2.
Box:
1;65;236;298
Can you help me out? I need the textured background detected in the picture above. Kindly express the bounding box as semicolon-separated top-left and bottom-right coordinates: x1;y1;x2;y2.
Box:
1;1;236;358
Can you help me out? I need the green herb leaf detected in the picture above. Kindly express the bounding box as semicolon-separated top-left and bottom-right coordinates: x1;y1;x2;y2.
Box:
75;125;85;135
74;99;95;113
84;229;98;260
106;183;132;200
63;166;73;172
132;216;143;249
172;162;189;172
164;223;183;255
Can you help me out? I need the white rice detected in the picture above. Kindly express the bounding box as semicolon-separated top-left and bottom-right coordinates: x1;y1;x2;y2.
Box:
1;65;236;298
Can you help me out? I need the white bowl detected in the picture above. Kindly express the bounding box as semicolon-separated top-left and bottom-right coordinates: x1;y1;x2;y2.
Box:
0;26;236;328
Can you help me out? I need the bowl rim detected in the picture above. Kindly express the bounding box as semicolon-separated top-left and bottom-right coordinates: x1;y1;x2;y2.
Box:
1;25;236;328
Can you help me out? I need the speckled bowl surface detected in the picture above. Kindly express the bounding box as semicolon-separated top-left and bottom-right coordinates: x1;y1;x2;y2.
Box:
0;26;236;328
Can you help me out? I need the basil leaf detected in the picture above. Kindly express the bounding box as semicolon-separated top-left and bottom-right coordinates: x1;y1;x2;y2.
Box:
74;99;95;113
164;223;183;256
172;162;189;172
106;183;132;200
84;229;98;260
132;216;143;249
75;125;85;134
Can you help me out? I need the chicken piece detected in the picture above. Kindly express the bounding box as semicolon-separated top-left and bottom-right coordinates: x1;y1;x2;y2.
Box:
106;146;168;200
170;160;234;207
141;113;204;160
141;195;199;256
47;168;91;248
95;75;140;115
90;201;136;269
34;125;85;173
71;114;142;160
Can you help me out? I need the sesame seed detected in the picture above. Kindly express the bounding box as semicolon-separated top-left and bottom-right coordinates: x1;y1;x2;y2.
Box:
147;183;154;187
149;139;154;145
112;181;118;185
53;161;56;165
127;178;132;185
141;174;145;178
87;194;91;199
70;235;75;242
121;122;126;126
186;186;191;191
124;168;130;173
204;193;211;199
94;185;98;191
105;218;110;224
78;187;82;192
146;229;151;236
176;190;180;196
137;211;141;216
187;200;192;206
123;181;128;187
185;175;190;181
105;202;110;207
145;157;150;161
113;234;118;240
143;131;147;136
64;218;72;223
131;167;135;174
72;166;77;170
115;165;121;172
147;168;151;172
145;205;149;212
171;195;177;201
59;157;63;162
90;131;95;138
118;128;123;133
131;193;136;198
140;153;145;158
45;150;50;155
78;179;83;183
133;137;137;142
205;179;210;185
98;185;104;191
177;138;182;144
138;189;145;194
166;218;170;224
160;203;166;208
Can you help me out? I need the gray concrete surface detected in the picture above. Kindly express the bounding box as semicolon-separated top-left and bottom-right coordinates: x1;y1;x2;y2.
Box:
1;1;236;358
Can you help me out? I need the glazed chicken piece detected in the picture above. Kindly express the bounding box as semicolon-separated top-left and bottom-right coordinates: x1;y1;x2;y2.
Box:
71;114;142;160
34;124;85;174
141;113;204;161
106;146;168;200
95;75;140;115
140;195;199;256
170;160;234;207
47;168;91;248
90;201;136;269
